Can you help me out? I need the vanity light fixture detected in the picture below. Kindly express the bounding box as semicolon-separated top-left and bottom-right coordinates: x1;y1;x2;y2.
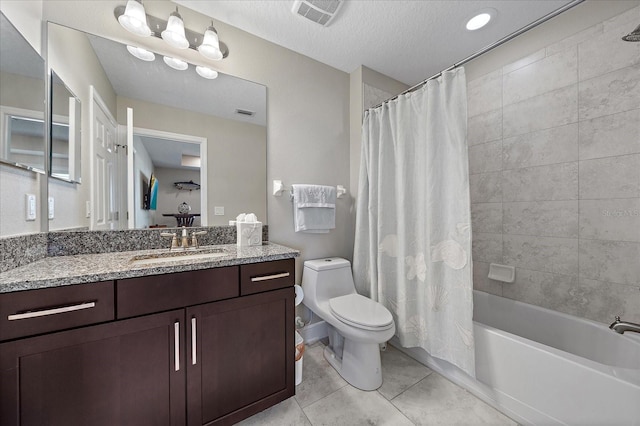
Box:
117;0;151;37
163;55;188;71
198;23;223;61
126;45;155;61
195;65;219;79
161;7;189;49
466;9;495;31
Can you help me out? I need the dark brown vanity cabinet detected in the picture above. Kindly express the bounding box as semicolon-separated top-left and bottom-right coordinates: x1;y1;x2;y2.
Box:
0;258;295;426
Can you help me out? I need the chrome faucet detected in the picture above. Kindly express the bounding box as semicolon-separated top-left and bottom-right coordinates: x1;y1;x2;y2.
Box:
609;316;640;334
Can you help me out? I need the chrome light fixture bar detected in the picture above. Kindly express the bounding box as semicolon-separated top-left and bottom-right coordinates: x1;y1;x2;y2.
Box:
114;4;229;58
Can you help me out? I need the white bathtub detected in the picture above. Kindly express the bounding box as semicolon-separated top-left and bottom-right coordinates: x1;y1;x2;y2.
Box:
392;290;640;425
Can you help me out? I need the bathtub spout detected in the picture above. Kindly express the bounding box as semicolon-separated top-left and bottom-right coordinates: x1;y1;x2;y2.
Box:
609;316;640;334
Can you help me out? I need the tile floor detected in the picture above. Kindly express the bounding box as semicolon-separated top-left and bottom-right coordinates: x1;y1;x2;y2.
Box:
238;342;517;426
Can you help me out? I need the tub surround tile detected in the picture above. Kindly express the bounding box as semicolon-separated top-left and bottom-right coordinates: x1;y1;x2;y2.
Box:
473;261;503;296
578;22;640;82
390;372;516;426
503;47;577;106
579;154;640;199
237;398;310;426
472;233;503;264
502;123;578;170
578;109;640;160
502;268;579;314
502;48;545;75
0;233;47;273
502;162;578;202
579;239;640;286
602;5;640;34
303;384;413;426
468;70;502;118
469;141;502;175
503;235;578;276
294;343;348;408
546;23;603;57
470;172;502;203
468;109;502;146
578;65;640;121
471;203;503;234
579;199;640;242
378;345;432;401
503;201;579;238
577;278;640;324
503;85;577;138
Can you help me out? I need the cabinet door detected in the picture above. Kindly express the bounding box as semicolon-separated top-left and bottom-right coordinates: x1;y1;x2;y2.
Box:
0;310;186;426
187;287;295;426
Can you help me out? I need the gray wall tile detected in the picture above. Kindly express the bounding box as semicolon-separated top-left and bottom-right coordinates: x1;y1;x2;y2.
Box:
502;48;545;75
580;198;640;242
469;141;502;174
473;261;503;296
579;279;640;324
579;239;640;285
578;22;640;81
502;267;579;312
470;172;502;203
471;203;502;234
602;5;640;33
579;154;640;199
467;70;502;118
546;23;603;57
503;201;578;238
578;65;640;121
472;232;502;263
503;235;579;276
468;109;502;146
579;109;640;160
503;47;577;106
502;162;578;202
503;85;577;138
503;123;578;170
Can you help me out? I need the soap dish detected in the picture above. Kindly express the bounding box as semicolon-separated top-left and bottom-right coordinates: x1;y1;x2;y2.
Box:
488;263;515;283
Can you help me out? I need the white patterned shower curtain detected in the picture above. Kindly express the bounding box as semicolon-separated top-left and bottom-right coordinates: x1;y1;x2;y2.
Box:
353;68;475;377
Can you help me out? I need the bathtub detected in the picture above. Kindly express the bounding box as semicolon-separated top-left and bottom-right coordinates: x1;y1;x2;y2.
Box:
391;290;640;425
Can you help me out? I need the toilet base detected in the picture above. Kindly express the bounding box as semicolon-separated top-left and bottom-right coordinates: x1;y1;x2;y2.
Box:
323;339;383;391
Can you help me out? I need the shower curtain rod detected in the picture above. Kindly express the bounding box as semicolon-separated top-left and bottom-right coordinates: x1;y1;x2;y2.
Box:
368;0;585;112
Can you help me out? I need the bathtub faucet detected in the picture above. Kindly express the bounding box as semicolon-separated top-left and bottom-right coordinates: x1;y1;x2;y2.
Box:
609;316;640;334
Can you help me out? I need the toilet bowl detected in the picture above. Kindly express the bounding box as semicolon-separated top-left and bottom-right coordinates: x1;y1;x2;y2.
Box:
301;257;395;390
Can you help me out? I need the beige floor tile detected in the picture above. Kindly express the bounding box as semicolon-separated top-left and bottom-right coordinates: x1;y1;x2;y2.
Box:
378;345;433;400
391;373;516;425
303;385;414;426
236;397;310;426
295;342;348;408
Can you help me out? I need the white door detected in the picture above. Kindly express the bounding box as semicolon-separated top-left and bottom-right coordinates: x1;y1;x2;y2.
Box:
90;86;119;230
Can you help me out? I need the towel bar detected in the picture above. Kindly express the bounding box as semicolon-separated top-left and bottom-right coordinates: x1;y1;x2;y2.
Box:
272;180;347;199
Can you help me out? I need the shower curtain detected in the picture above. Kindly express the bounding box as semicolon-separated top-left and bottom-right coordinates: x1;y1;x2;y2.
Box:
353;68;475;377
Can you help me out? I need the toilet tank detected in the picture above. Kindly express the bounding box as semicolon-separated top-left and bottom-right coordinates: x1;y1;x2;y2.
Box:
302;258;356;306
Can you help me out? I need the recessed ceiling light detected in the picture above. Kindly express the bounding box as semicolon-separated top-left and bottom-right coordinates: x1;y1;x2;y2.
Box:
466;10;495;31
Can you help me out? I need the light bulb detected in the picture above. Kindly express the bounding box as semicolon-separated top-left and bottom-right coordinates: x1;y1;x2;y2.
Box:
126;45;155;61
118;0;151;37
196;66;218;79
198;25;223;61
161;9;189;49
163;56;188;71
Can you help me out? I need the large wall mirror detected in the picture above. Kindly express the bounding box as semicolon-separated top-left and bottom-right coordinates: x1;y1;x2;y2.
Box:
50;70;81;183
0;13;46;174
47;22;267;231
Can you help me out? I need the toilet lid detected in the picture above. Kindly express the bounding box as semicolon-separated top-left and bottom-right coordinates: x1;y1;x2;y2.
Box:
329;294;393;329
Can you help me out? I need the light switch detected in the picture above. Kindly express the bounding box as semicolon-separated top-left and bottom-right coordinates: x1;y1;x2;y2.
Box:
214;206;224;216
48;197;54;219
25;194;36;221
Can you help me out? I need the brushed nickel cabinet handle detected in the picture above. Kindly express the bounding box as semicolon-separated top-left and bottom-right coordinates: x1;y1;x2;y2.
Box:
174;321;180;372
191;317;197;365
8;301;96;321
251;272;290;282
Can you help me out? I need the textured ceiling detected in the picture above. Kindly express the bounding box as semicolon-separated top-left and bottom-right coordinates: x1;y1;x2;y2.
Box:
176;0;574;86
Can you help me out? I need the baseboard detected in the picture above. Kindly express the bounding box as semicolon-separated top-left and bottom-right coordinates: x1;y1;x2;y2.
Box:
298;320;328;345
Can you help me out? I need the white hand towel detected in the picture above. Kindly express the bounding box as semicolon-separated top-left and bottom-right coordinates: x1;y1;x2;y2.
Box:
292;184;336;233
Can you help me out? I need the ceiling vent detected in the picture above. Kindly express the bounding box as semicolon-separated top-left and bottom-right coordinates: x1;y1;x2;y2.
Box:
291;0;344;27
236;109;255;117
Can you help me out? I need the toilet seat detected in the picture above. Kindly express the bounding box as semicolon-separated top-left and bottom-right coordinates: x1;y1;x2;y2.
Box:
329;294;393;331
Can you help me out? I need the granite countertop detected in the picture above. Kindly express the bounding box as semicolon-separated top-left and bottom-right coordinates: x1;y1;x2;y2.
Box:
0;243;299;293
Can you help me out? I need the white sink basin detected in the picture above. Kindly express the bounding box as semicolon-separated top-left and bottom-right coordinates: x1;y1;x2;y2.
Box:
129;248;228;266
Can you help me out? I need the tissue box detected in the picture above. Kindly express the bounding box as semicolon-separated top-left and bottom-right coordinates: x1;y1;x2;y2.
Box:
237;221;262;247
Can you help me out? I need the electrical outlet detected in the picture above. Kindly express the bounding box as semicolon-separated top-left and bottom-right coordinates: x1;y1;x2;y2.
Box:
85;201;91;218
48;197;54;219
25;194;36;221
214;206;224;216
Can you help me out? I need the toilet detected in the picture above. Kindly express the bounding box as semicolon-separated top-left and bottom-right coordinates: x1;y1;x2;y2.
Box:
301;257;395;390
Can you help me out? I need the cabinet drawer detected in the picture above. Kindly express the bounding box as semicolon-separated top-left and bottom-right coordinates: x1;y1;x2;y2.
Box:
117;266;239;319
240;259;294;295
0;281;114;342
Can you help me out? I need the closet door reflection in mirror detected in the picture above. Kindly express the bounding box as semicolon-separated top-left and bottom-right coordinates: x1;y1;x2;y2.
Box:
50;71;81;183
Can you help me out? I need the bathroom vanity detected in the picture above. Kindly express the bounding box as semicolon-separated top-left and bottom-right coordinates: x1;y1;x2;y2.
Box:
0;244;297;426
